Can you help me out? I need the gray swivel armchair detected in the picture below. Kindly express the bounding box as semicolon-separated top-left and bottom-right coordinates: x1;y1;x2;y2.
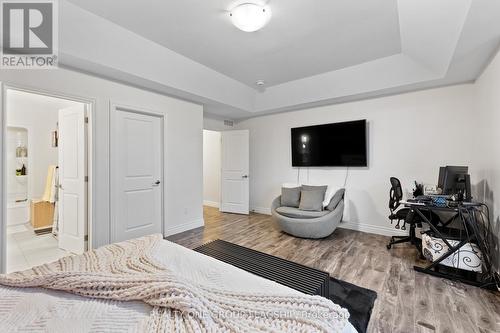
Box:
271;189;345;239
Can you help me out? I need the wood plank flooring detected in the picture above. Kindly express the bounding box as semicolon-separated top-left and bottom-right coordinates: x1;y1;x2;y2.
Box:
167;206;500;333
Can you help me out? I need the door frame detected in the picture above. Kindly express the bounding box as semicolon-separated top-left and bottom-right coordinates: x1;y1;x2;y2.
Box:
0;83;95;273
202;129;222;209
109;102;167;242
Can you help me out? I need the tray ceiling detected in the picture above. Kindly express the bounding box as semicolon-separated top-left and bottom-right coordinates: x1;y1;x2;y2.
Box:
66;0;402;88
61;0;500;118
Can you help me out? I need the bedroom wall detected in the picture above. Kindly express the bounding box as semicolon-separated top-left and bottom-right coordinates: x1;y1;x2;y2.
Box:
203;130;221;207
235;84;483;235
203;115;235;132
473;48;500;271
0;67;204;250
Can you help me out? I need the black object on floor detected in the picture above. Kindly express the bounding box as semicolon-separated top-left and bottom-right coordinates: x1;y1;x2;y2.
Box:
194;239;330;297
34;227;52;235
194;239;377;333
329;276;377;333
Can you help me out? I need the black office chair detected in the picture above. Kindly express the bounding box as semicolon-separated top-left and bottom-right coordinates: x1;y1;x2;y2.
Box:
386;177;418;249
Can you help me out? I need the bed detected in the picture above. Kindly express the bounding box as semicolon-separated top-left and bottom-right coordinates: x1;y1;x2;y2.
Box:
0;236;357;332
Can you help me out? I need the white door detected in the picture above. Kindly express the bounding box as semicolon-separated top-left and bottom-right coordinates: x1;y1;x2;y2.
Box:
112;108;163;242
58;105;87;254
220;130;249;214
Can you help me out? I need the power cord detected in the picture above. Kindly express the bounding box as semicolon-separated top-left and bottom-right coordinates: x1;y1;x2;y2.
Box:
343;167;349;187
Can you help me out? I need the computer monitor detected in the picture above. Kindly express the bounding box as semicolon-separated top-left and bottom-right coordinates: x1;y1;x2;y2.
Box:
437;167;446;190
440;166;470;199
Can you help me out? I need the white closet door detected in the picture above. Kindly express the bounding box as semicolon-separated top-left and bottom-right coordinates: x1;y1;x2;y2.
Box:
111;108;163;242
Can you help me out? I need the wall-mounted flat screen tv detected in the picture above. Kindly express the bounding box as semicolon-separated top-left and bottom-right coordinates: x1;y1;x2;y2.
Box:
291;120;367;167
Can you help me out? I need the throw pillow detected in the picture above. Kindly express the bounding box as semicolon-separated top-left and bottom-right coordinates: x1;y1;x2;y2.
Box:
302;185;327;198
299;189;325;211
302;184;339;207
281;186;301;207
326;188;345;211
323;185;339;207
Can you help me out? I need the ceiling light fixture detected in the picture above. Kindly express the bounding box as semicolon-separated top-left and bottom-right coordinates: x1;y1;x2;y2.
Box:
229;3;271;32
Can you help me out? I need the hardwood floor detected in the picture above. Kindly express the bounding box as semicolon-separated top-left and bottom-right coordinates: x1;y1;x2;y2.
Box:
167;206;500;333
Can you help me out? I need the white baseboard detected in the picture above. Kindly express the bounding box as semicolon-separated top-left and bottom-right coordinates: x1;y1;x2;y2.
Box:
203;200;220;208
251;206;271;215
338;221;407;237
164;218;204;237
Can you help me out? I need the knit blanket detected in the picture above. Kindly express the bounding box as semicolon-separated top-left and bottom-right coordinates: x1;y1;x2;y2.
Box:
0;234;349;332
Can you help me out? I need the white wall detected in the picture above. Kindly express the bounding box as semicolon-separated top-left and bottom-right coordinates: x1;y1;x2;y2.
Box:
473;49;500;271
235;84;482;235
203;116;235;131
203;130;221;207
6;92;78;199
6;128;28;204
0;67;204;250
8;105;58;201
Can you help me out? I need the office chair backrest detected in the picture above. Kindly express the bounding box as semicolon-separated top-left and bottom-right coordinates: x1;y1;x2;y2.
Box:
389;177;403;211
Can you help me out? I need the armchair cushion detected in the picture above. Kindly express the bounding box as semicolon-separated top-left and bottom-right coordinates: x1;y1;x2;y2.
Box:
302;184;336;207
326;188;346;211
299;189;325;211
301;185;328;196
276;206;330;219
281;186;301;207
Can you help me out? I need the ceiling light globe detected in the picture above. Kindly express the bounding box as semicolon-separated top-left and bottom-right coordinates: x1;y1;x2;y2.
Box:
230;3;271;32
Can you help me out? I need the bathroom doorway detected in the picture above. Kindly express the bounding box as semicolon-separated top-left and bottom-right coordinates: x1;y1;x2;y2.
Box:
4;88;90;272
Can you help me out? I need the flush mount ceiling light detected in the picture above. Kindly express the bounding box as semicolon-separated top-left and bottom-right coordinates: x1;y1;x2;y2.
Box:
229;3;272;32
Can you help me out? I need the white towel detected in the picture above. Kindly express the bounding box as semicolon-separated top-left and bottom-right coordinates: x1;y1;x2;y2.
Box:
49;167;58;203
51;167;59;236
41;165;56;202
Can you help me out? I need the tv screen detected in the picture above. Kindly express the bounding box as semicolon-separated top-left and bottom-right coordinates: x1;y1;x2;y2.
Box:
291;120;367;167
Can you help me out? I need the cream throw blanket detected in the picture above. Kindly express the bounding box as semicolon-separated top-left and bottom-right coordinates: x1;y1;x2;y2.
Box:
0;234;349;332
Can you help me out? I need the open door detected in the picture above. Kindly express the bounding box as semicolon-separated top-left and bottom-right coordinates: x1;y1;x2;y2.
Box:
58;105;87;254
220;130;249;214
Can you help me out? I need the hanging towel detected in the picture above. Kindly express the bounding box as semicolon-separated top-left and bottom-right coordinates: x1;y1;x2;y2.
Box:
52;201;59;237
51;167;59;236
42;165;56;202
49;167;58;203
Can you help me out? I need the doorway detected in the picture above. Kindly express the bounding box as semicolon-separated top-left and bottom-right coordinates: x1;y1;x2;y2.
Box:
203;130;222;208
203;129;249;215
3;88;90;273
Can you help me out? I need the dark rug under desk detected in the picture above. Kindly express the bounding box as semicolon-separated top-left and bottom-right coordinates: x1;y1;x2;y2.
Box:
194;239;377;333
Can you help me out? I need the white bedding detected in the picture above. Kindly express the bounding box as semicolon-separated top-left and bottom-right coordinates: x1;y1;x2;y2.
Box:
0;239;357;333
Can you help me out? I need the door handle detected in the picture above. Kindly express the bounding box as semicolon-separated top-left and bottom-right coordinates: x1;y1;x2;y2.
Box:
152;180;161;186
242;175;249;179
